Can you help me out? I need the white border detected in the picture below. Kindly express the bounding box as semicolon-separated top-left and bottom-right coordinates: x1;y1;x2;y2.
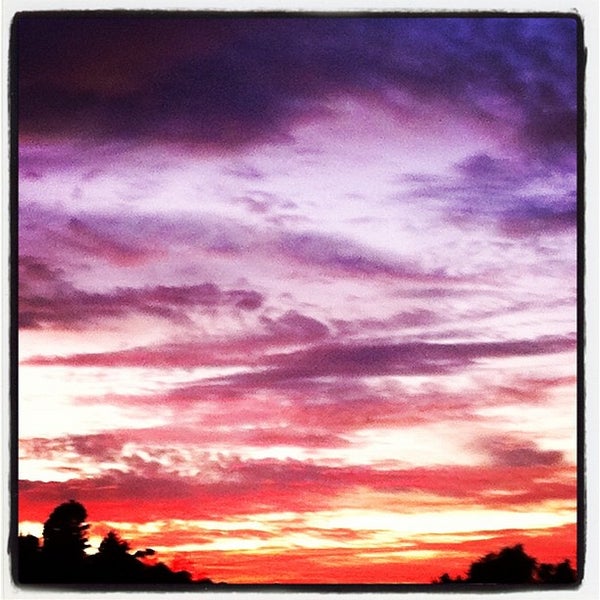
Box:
2;1;598;599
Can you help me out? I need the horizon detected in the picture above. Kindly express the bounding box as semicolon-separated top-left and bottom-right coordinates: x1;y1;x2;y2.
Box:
14;13;580;584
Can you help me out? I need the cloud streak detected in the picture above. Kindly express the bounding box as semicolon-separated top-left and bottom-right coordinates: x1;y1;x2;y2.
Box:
20;256;263;329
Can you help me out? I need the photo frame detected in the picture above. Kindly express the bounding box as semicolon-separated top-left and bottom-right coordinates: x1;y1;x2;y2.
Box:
4;1;595;597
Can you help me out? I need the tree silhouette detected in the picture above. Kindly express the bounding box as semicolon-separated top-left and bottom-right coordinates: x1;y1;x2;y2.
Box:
88;530;146;583
17;501;204;585
17;535;42;583
41;500;90;581
435;543;578;585
537;559;577;583
42;500;89;558
468;543;537;584
98;531;130;558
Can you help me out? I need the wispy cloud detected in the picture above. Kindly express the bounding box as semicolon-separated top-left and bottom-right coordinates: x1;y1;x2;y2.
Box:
20;256;263;330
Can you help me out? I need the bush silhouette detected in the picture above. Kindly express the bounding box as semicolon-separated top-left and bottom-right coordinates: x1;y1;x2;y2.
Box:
435;543;577;585
468;543;536;583
16;502;203;585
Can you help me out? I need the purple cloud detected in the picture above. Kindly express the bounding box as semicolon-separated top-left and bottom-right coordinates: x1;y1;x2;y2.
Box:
260;310;329;343
245;336;577;382
499;207;577;238
15;15;578;162
478;435;564;468
19;256;263;329
21;202;444;285
279;231;444;280
403;151;577;237
19;202;254;267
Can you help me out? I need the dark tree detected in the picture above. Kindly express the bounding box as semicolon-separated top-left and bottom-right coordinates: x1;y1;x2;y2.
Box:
89;531;194;584
468;544;537;584
41;499;90;581
98;531;130;558
42;500;89;559
553;559;578;583
19;500;210;585
17;535;42;583
88;530;146;583
435;543;577;586
537;559;577;583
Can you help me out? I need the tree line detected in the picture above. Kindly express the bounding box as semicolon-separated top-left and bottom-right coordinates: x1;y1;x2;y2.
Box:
15;500;578;586
16;500;213;585
434;543;577;585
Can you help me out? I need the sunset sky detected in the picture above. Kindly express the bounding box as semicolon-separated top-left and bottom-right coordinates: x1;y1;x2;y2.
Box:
15;13;580;584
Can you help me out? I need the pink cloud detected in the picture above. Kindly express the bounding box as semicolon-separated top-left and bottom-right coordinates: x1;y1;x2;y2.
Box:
64;217;158;266
19;256;264;330
25;334;575;379
476;435;565;468
19;458;576;525
235;336;576;382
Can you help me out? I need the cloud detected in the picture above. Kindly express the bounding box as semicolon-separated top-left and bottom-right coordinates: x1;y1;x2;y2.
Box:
24;331;575;382
402;151;577;241
260;310;329;343
477;435;565;468
63;217;157;266
120;522;577;584
18;457;576;527
16;16;577;160
19;202;253;269
407;152;572;211
20;433;122;464
23;306;330;364
278;231;446;281
498;207;577;238
225;335;576;384
18;371;575;483
19;202;446;291
332;310;441;337
19;256;263;329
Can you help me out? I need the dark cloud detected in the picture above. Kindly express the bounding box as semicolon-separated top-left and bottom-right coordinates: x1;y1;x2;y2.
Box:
499;206;577;238
19;256;263;329
457;153;516;181
478;435;564;468
15;15;578;158
403;151;577;233
231;335;577;383
25;329;575;382
407;153;535;210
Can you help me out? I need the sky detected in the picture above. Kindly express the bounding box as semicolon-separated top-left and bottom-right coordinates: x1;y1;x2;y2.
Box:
15;13;580;584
